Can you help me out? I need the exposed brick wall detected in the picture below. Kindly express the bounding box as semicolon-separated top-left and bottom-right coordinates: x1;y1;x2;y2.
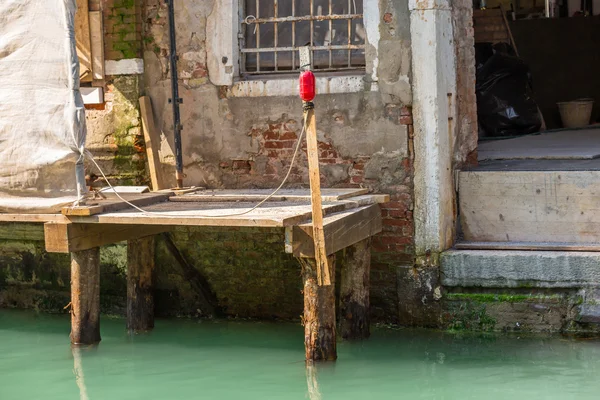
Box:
222;111;415;322
101;0;143;60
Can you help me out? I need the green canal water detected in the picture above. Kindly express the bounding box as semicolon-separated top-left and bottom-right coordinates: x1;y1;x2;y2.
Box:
1;309;600;400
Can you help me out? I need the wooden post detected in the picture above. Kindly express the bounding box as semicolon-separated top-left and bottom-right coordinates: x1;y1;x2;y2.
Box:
340;238;371;340
140;96;168;191
304;108;331;286
70;248;101;345
300;46;330;287
127;236;155;332
300;255;337;361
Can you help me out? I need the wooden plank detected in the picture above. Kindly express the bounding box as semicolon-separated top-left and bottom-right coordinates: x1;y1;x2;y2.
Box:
455;241;600;252
62;193;171;216
67;201;355;227
63;205;104;217
460;170;600;243
161;187;202;196
44;223;171;253
89;11;105;81
100;186;150;194
305;107;331;286
140;96;169;191
75;0;92;82
170;188;369;202
0;214;69;224
0;192;387;228
293;204;382;257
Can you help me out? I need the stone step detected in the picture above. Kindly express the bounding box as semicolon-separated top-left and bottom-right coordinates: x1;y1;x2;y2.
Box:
455;241;600;252
459;168;600;243
441;249;600;289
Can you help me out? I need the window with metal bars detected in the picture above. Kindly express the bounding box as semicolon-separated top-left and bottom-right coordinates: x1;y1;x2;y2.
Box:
240;0;366;76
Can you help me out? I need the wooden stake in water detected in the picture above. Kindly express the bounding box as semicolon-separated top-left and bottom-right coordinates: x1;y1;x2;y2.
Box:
300;46;331;287
70;248;101;345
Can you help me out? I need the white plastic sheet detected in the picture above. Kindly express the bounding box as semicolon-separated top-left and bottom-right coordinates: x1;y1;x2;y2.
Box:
0;0;87;211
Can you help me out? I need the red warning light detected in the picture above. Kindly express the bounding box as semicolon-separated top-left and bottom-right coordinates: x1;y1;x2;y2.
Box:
299;70;316;102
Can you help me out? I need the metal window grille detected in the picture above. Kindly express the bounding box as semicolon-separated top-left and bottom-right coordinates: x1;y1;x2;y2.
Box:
240;0;366;75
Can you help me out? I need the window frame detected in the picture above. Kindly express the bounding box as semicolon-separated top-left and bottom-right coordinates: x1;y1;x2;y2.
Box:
237;0;367;77
205;0;380;97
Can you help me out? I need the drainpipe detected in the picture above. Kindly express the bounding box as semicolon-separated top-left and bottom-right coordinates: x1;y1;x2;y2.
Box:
166;0;184;189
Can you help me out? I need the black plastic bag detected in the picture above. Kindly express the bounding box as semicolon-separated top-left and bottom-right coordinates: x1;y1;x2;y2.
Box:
476;44;541;138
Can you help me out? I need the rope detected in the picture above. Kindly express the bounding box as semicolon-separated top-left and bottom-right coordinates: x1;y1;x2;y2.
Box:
77;113;308;218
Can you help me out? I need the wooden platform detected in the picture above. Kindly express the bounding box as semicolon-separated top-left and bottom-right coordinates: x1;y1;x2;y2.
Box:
0;188;386;359
0;188;387;254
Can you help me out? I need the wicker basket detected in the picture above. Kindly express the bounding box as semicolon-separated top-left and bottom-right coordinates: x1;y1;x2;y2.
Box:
557;99;594;128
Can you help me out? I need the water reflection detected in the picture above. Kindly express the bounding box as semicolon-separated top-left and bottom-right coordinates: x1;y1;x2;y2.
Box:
305;362;322;400
72;346;92;400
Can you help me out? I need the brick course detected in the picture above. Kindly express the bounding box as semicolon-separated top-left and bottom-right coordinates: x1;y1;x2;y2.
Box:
101;0;143;60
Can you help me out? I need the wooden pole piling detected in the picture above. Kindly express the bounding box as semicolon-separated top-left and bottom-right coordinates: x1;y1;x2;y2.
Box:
70;247;101;345
304;107;331;286
300;255;337;361
339;238;371;340
127;236;155;332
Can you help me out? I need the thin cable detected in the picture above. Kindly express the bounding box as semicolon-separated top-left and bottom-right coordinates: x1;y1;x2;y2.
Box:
80;113;308;218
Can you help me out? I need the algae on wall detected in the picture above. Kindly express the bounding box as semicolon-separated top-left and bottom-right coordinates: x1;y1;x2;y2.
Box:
0;237;129;316
85;75;149;186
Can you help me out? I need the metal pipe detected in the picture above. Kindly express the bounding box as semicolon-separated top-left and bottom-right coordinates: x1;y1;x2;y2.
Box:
167;0;184;189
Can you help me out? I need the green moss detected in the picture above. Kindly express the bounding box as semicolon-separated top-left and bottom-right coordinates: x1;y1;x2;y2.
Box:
107;76;149;186
446;293;560;303
447;302;497;332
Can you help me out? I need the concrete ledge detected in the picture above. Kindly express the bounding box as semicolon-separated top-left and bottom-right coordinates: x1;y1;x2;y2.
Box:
105;59;144;75
441;250;600;288
230;75;376;98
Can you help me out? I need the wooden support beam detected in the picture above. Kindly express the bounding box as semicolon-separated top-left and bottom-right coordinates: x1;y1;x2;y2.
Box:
299;255;337;361
292;204;382;258
44;223;170;253
304;102;330;285
339;238;371;340
127;236;155;332
140;96;169;191
75;0;92;82
89;11;105;82
70;248;101;345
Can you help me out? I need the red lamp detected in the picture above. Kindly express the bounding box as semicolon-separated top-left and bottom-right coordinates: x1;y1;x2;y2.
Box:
299;70;316;102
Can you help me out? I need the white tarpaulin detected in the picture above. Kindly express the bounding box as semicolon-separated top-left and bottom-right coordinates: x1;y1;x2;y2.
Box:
0;0;87;212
